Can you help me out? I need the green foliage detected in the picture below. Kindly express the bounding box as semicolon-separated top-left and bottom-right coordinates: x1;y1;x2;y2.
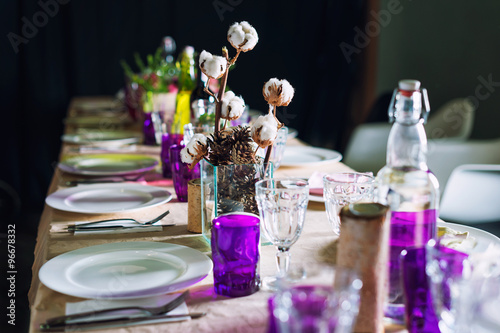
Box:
120;47;179;93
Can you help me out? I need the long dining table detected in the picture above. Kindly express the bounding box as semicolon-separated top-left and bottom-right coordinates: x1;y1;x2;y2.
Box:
28;96;407;333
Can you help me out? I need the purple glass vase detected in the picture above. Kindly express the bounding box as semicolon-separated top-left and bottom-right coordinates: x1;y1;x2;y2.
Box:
142;111;165;146
161;133;183;178
211;213;260;297
169;144;200;202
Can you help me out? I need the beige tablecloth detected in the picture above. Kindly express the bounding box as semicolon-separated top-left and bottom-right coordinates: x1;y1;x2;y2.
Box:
28;97;406;333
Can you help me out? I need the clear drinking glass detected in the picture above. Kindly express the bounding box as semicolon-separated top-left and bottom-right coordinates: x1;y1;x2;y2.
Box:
255;178;309;290
270;264;363;333
323;172;375;235
269;126;289;170
183;123;214;144
425;239;470;333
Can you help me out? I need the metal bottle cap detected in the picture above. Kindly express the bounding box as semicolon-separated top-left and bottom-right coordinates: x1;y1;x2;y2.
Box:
398;79;421;91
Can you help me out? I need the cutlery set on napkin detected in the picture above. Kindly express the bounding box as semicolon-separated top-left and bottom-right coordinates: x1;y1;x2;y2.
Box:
61;210;173;234
40;291;205;331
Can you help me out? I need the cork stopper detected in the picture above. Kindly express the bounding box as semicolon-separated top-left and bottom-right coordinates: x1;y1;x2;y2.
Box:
342;203;388;220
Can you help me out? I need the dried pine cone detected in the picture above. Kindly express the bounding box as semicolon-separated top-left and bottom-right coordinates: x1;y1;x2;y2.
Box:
231;126;256;164
207;130;233;166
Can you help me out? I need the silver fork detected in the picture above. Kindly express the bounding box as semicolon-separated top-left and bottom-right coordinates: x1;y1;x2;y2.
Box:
67;210;170;230
41;290;188;329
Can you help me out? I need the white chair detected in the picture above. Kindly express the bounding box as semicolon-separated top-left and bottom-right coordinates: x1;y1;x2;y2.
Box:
427;138;500;191
343;97;477;176
439;164;500;224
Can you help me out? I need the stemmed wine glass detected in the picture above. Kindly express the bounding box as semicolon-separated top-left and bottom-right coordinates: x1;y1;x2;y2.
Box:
255;178;309;290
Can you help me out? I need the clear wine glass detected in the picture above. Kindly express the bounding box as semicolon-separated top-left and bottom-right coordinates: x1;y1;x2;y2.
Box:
255;178;309;290
323;172;375;235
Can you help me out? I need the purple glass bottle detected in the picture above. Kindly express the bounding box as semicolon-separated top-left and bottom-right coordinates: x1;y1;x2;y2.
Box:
376;80;439;324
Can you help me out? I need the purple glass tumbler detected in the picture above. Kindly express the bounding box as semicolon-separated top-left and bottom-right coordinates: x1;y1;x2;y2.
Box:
169;144;200;202
400;246;440;333
161;133;183;178
211;213;260;297
143;112;156;145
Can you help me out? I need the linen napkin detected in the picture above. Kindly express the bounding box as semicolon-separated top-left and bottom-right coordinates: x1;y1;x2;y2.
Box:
308;171;326;197
437;225;478;253
65;293;190;328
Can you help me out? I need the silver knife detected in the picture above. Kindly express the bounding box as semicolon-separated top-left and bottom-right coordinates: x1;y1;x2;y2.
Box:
67;224;175;232
39;312;206;332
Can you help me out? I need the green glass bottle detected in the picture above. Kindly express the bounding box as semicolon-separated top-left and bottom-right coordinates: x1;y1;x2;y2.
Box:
173;46;196;134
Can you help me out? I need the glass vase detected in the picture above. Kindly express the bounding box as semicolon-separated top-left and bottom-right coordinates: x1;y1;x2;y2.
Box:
200;160;273;244
142;91;177;145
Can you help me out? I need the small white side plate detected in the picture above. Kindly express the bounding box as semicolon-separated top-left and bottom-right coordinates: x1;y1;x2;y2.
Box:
281;146;342;167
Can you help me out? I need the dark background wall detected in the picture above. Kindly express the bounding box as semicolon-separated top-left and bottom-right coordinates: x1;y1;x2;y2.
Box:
377;0;500;140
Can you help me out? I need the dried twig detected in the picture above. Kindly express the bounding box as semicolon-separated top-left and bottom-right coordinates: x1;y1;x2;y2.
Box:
203;79;219;103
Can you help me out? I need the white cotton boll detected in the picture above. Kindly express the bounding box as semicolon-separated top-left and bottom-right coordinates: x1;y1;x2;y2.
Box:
227;98;245;119
280;79;295;104
181;146;194;164
258;120;278;141
181;134;208;164
227;23;245;46
227;21;258;52
221;91;245;120
199;50;227;79
199;50;212;64
251;114;278;148
242;34;258;51
263;78;280;99
191;133;208;146
262;78;295;106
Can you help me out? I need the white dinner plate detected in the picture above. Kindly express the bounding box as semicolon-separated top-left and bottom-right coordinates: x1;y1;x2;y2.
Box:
45;183;172;214
39;241;212;299
281;146;343;167
437;220;500;253
64;115;130;128
58;154;158;176
74;100;120;111
62;131;141;147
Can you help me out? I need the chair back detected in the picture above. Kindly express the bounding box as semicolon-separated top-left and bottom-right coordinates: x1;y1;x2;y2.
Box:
439;164;500;224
